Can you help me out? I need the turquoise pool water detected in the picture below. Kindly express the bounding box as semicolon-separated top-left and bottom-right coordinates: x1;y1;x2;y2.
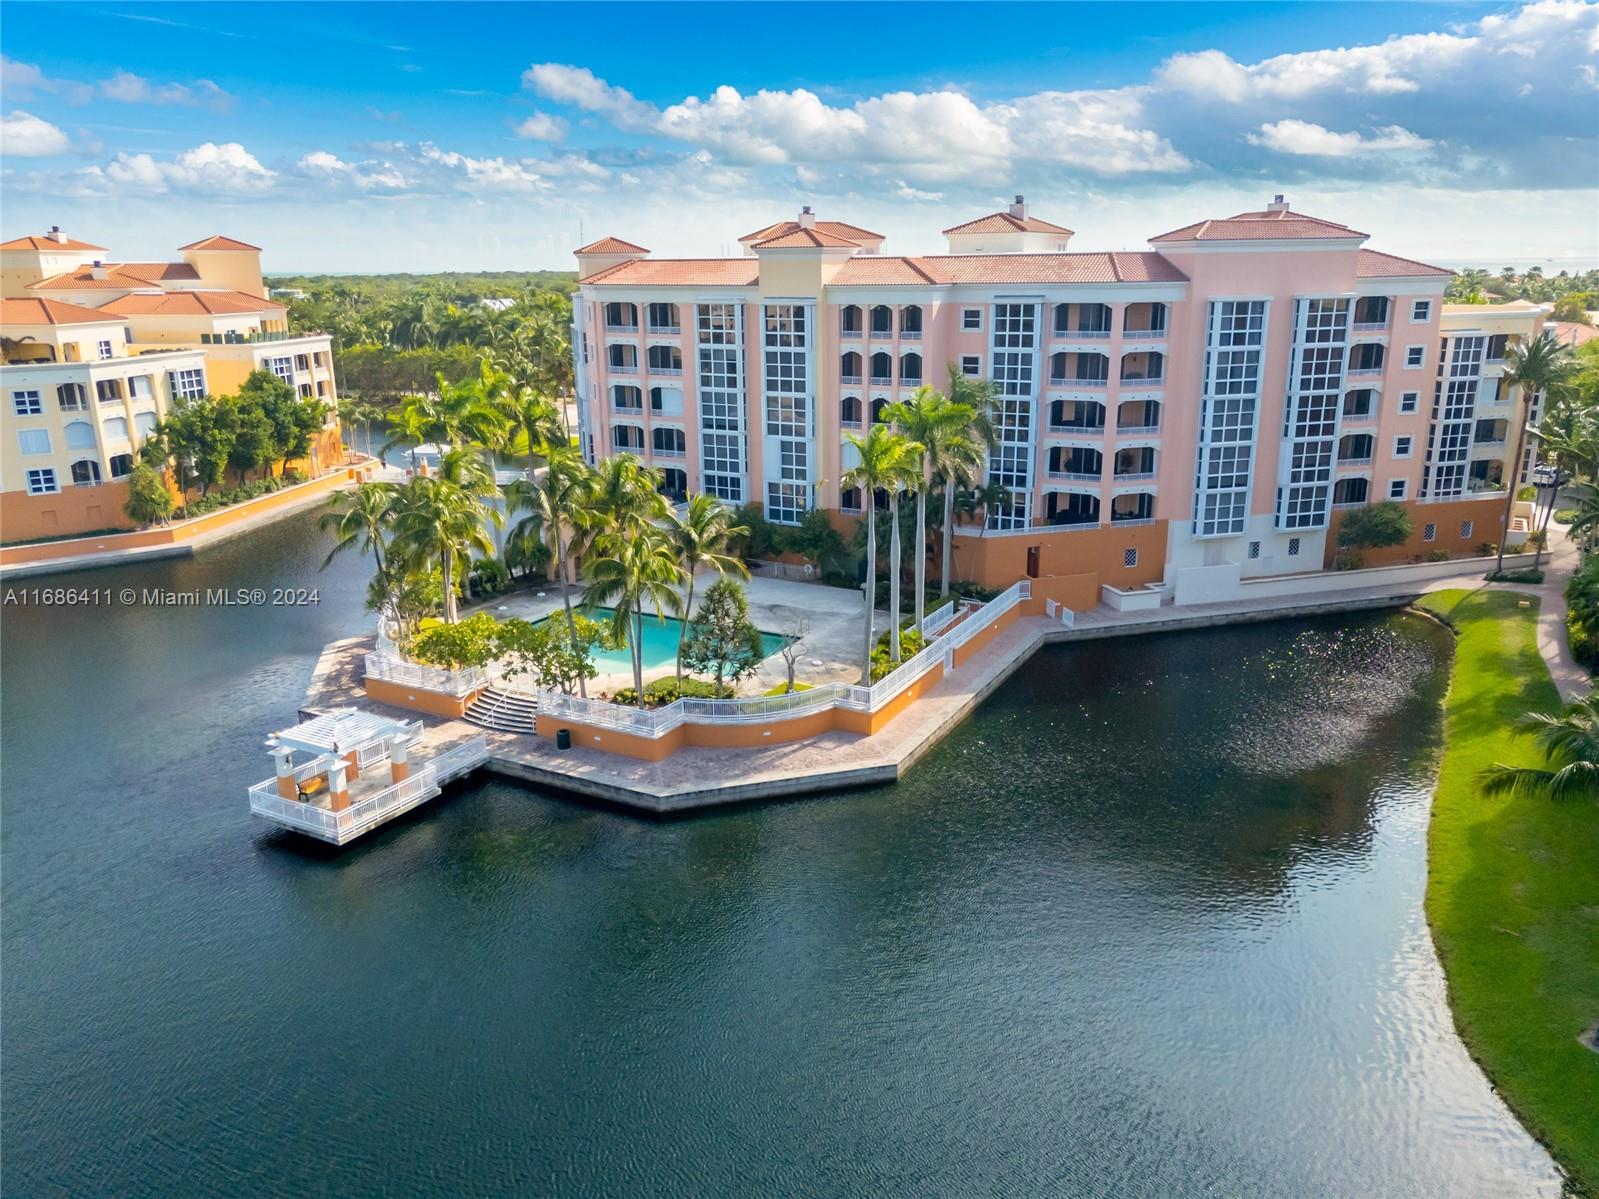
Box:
538;606;787;673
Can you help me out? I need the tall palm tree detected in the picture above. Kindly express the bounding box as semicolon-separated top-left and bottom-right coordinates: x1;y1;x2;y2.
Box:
588;453;668;535
1480;693;1599;802
507;444;596;694
497;381;563;484
319;481;396;574
1496;335;1577;573
843;424;921;683
942;367;1001;595
884;441;923;662
665;495;749;684
886;385;986;627
389;449;500;622
582;526;684;708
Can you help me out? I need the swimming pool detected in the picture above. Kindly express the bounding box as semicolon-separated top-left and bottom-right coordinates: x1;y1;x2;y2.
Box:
537;607;788;673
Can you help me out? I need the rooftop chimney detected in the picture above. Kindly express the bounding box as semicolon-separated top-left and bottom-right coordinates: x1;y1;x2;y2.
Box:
1009;194;1027;219
1267;194;1290;213
47;225;65;243
89;260;107;279
797;205;816;229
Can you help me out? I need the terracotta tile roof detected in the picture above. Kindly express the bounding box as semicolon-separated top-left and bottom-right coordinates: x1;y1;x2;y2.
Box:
27;261;205;290
1550;321;1599;347
98;290;286;316
575;236;649;255
1150;209;1367;243
1355;248;1454;278
740;219;884;244
942;212;1075;237
752;227;861;249
0;233;107;252
579;259;760;287
117;261;202;281
831;252;1186;286
177;235;262;252
1;297;123;326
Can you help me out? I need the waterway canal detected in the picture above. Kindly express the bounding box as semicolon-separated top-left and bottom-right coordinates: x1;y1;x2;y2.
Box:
0;510;1562;1196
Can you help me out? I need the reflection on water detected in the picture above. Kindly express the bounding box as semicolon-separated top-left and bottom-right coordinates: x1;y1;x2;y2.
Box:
0;513;1564;1197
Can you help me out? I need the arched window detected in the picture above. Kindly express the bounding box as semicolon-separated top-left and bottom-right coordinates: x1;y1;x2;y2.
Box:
840;486;863;512
645;302;678;332
101;416;130;442
607;343;638;370
1121;351;1164;382
899;352;922;384
1115;400;1160;432
870;397;889;425
133;411;158;437
1349;343;1385;372
651;426;686;455
1333;477;1369;506
611;385;643;410
840;305;862;336
1049;399;1105;431
109;453;133;478
1111;492;1155;522
841;396;863;426
841;351;862;382
1046;492;1100;526
604;302;638;330
657;468;688;501
611;425;644;451
64;420;97;449
869;352;892;384
1338;433;1374;462
869;305;893;336
70;459;102;486
57;382;88;411
1113;446;1156;477
647;344;682;372
900;305;922;337
1050;352;1067;383
1047;446;1102;477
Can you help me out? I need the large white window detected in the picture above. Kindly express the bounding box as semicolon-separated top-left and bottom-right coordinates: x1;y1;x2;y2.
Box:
12;390;42;416
26;468;58;495
18;429;52;455
102;417;130;442
134;411;159;437
169;368;206;400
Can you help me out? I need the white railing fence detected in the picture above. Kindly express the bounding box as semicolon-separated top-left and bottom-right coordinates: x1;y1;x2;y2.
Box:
249;767;440;839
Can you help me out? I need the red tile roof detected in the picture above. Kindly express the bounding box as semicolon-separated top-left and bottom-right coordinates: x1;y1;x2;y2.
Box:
1151;209;1367;243
0;233;107;252
98;290;285;316
752;227;861;249
1;297;123;326
831;252;1186;286
579;259;760;287
177;235;263;252
1550;320;1599;347
575;237;649;255
740;219;883;244
1355;249;1453;278
27;261;205;290
942;212;1075;237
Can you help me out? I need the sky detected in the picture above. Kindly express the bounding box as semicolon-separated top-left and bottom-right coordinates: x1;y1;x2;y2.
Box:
1;0;1596;275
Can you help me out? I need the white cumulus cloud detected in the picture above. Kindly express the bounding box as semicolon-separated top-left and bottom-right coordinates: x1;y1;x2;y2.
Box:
1;109;70;156
1247;120;1435;157
515;111;568;142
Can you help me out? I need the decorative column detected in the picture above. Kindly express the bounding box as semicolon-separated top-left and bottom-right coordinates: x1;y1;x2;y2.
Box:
389;737;410;784
328;758;350;811
274;748;297;800
344;749;361;781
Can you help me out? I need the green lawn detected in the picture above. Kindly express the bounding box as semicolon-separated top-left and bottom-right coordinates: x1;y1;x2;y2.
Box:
1417;589;1599;1196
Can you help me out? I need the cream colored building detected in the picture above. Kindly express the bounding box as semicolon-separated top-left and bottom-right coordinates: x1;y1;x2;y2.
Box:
1;228;338;541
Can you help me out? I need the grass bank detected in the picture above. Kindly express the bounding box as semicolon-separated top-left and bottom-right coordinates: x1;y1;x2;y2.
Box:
1417;589;1599;1196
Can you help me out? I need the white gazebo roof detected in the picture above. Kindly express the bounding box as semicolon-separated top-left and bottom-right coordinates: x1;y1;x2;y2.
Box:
267;708;414;757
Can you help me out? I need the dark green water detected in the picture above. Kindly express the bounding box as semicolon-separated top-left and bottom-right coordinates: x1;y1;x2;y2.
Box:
1;512;1564;1197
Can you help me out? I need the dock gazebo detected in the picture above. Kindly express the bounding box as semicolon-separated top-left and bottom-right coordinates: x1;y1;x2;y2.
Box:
248;707;483;845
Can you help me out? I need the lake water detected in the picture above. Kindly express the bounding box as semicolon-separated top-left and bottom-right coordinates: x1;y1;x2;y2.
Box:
0;510;1563;1196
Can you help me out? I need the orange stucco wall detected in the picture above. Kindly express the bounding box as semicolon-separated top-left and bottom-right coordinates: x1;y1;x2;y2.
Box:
0;482;139;543
1322;496;1508;569
364;676;477;720
952;521;1168;600
0;462;363;565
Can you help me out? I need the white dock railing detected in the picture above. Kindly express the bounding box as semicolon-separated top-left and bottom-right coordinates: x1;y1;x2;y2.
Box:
248;767;440;842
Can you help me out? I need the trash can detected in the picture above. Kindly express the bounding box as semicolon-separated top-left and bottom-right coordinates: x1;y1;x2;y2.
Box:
555;728;572;750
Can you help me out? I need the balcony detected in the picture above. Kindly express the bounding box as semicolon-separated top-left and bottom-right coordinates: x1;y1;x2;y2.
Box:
604;323;638;334
608;363;638;375
648;367;683;377
1047;470;1102;482
1352;322;1389;334
900;330;922;341
1121;328;1166;341
1113;471;1156;482
1337;456;1373;467
646;324;681;336
869;330;893;341
841;373;863;385
1119;374;1164;387
900;374;923;386
869;375;893;386
1116;424;1160;435
1342;409;1376;425
1050;376;1108;389
1048;421;1106;435
841;328;862;340
650;447;686;459
1347;366;1384;378
1110;515;1157;527
1053;328;1111;340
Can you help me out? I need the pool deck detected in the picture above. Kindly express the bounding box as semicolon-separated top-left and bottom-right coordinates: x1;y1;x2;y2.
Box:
301;539;1590;817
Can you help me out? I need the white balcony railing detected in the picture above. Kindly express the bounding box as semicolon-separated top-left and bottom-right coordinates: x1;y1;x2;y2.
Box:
1115;424;1161;435
900;330;923;340
1347;366;1384;378
1113;471;1156;481
1053;328;1111;339
1050;377;1108;389
1047;423;1106;435
869;376;893;386
604;323;638;334
841;374;863;385
1337;456;1373;467
1352;322;1389;334
645;325;681;336
1121;329;1166;341
1047;470;1103;482
648;366;683;377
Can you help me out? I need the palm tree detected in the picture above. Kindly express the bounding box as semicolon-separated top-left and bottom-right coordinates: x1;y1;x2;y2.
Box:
497;382;563;484
1496;335;1577;573
843;424;921;683
389;449;500;622
884;440;923;662
319;481;396;574
942;367;1000;595
665;495;749;684
582;526;684;708
588;453;668;535
506;444;596;694
886;384;988;626
381;392;439;467
1480;693;1599;802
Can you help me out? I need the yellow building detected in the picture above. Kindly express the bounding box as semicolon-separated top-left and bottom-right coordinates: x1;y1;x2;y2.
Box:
1;228;339;542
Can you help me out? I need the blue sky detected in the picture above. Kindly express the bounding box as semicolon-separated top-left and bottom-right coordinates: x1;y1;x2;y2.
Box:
2;1;1596;273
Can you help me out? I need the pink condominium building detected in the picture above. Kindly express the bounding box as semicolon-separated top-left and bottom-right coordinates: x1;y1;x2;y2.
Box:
570;196;1548;599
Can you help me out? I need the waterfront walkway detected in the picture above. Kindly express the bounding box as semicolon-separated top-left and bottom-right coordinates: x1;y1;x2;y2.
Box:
302;532;1589;813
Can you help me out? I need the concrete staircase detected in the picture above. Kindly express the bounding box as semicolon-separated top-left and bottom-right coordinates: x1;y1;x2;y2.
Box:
463;685;538;734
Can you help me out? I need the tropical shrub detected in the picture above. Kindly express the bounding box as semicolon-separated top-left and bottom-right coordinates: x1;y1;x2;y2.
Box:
409;612;502;669
681;579;766;693
468;556;510;598
611;677;730;707
123;463;173;526
1565;557;1599;670
1337;500;1413;549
